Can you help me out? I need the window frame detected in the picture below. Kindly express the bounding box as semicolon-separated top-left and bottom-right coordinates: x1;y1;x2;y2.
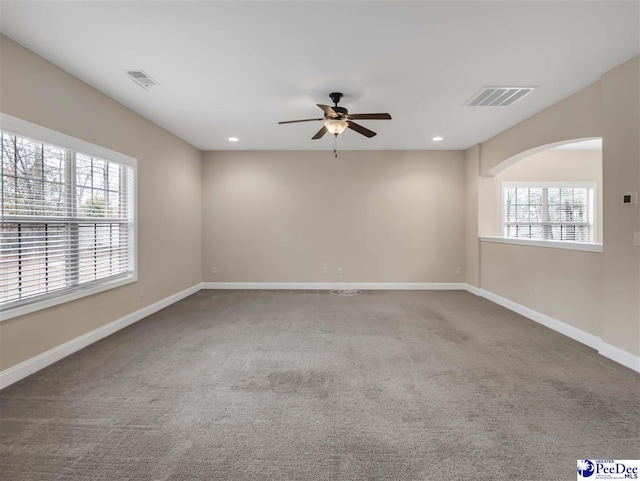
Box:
1;113;137;321
501;181;598;245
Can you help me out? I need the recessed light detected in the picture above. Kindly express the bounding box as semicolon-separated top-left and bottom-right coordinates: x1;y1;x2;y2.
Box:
228;137;239;142
432;136;443;142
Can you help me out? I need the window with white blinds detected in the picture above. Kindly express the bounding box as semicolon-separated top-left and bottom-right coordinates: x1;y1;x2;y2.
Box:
1;116;136;319
502;182;595;243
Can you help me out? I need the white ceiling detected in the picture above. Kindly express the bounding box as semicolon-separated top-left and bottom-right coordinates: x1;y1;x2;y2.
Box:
0;1;638;151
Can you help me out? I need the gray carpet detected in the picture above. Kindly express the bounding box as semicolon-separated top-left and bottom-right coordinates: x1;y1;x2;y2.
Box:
1;290;638;480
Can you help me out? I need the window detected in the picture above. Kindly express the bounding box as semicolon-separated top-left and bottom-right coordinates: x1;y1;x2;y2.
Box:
1;115;136;319
502;182;595;243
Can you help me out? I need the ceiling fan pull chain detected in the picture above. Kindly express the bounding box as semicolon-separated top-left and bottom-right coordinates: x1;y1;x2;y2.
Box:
334;135;338;158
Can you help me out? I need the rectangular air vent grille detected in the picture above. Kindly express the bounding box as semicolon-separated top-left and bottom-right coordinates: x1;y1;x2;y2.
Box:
126;70;158;90
466;86;536;107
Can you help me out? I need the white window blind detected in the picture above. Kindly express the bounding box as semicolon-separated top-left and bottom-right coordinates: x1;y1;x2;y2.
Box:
502;183;595;243
1;125;136;315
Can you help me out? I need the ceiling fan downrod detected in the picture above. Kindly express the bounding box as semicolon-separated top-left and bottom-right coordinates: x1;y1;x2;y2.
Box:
329;92;343;107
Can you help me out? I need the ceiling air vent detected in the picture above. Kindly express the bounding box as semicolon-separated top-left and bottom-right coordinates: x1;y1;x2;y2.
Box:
465;86;536;107
126;70;158;90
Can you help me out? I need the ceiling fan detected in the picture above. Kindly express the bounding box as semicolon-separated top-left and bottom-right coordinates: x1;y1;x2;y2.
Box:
278;92;392;140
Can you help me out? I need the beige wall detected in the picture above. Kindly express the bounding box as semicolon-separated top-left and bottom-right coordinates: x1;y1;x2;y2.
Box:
474;56;640;358
487;149;603;241
477;149;605;340
465;145;480;287
600;57;640;357
0;35;203;370
0;33;637;375
202;150;466;283
479;82;601;176
481;242;602;337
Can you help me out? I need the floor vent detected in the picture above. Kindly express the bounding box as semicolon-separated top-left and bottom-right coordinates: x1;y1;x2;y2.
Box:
465;86;536;107
331;289;363;297
126;70;159;90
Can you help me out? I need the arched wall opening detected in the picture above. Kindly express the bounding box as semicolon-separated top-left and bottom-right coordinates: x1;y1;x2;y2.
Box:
487;137;601;177
475;137;605;342
466;56;639;369
478;138;603;240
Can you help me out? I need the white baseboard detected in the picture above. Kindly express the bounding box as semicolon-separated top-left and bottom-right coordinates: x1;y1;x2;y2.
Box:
478;288;602;350
475;287;640;373
599;341;640;373
463;283;482;296
202;282;469;291
3;281;636;390
0;283;202;389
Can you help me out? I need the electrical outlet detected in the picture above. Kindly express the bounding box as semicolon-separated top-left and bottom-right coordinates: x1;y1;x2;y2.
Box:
533;288;540;300
634;232;640;247
455;267;462;275
322;267;328;275
337;267;343;276
212;266;217;275
138;286;145;298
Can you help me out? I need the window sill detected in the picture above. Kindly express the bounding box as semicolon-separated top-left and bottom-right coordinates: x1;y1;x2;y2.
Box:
480;236;603;253
0;274;137;322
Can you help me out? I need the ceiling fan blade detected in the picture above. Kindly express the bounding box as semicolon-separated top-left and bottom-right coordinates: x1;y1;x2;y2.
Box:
348;113;392;120
312;126;328;139
347;121;377;138
317;104;338;116
278;118;323;124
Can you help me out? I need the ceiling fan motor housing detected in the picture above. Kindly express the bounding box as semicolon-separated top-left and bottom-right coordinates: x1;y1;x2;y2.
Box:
331;106;348;117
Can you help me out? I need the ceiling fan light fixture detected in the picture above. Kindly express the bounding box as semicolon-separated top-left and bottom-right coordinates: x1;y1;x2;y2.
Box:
324;119;348;136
